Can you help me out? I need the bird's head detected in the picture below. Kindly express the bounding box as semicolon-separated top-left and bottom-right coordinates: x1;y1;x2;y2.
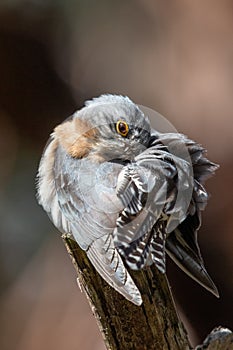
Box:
54;94;151;162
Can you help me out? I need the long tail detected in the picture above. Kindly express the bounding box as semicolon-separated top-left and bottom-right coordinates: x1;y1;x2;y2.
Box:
166;217;219;297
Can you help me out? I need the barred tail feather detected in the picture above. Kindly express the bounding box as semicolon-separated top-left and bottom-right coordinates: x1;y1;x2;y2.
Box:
150;222;166;273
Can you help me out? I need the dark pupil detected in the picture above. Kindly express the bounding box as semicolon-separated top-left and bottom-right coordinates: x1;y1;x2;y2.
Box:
119;122;126;133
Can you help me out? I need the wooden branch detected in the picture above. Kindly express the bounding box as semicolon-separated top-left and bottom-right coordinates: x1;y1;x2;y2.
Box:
196;327;233;350
62;234;191;350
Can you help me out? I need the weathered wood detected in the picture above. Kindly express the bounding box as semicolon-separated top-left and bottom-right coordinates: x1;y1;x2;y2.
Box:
196;327;233;350
62;234;191;350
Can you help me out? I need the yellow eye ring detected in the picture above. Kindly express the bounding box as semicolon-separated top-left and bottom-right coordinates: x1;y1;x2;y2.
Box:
116;120;129;137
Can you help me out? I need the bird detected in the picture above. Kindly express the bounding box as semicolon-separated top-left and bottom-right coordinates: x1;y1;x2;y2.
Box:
36;94;219;305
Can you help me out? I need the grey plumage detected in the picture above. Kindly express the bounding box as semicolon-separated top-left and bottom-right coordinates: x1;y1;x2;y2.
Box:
37;94;219;305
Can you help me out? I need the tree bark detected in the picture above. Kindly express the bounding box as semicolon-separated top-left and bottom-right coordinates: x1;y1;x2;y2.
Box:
62;234;191;350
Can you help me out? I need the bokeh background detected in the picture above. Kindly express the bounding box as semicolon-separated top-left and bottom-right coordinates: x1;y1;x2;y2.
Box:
0;1;233;349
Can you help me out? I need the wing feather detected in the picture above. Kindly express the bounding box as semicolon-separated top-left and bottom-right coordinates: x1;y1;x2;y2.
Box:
45;143;142;303
87;236;142;305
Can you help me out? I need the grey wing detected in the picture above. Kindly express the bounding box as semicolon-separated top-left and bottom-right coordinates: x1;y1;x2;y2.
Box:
53;145;121;249
52;144;142;305
87;236;142;305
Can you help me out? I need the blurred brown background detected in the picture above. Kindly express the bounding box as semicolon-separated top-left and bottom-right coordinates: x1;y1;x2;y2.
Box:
0;1;232;349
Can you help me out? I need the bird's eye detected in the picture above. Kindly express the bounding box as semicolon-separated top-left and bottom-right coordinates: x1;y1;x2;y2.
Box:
116;120;129;137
